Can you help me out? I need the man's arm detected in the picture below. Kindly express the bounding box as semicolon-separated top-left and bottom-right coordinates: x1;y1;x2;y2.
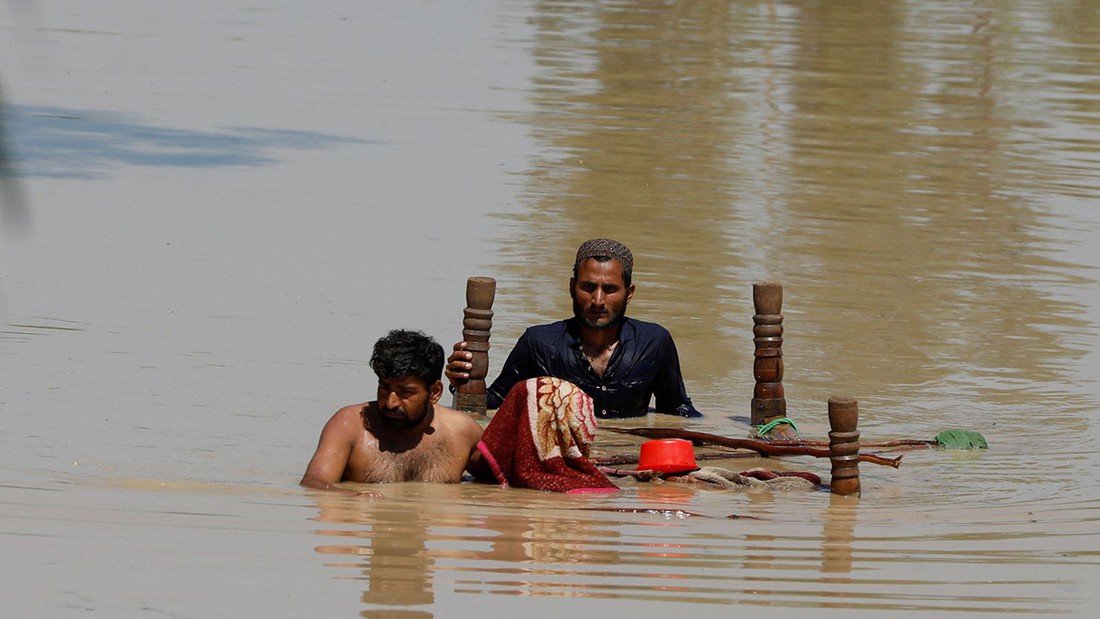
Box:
301;406;380;495
484;330;538;409
651;331;703;418
447;336;531;411
460;417;494;482
440;408;491;481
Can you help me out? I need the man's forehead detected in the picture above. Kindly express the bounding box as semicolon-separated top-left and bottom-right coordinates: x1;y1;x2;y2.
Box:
575;258;627;283
378;375;427;389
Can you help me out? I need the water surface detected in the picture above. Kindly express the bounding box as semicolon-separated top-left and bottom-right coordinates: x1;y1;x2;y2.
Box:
2;1;1099;617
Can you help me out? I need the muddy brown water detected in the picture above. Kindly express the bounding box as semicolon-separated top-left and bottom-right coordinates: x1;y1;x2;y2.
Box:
2;2;1099;617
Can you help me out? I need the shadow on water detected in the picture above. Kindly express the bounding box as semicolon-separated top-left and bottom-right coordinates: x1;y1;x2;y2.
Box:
0;79;30;232
0;103;373;180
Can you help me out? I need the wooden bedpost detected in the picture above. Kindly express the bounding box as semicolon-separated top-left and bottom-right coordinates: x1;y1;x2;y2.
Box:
828;397;861;496
751;282;786;427
453;276;496;416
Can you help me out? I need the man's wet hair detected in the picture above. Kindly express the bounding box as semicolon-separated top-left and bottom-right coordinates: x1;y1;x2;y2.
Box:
369;329;444;385
572;238;633;287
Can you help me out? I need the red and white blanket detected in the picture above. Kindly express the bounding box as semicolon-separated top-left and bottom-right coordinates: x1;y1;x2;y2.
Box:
477;377;619;494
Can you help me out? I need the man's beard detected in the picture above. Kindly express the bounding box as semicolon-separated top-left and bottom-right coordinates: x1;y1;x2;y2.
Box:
573;298;627;330
379;402;432;429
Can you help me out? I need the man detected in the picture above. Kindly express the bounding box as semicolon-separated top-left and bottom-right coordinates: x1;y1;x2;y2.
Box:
446;239;702;419
301;329;486;493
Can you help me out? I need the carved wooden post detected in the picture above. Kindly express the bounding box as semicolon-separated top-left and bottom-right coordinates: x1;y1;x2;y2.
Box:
751;282;786;427
828;397;861;496
453;276;496;416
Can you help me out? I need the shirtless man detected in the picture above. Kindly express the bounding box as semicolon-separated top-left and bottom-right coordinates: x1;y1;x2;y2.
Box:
301;329;486;493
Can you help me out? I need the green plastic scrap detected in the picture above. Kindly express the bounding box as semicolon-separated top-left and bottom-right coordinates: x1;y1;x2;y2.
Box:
934;429;988;449
754;417;799;437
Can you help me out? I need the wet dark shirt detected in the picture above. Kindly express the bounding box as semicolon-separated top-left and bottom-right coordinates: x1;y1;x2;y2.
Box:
485;317;702;419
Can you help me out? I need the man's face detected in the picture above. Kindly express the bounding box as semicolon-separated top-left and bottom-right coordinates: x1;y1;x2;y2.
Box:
570;258;635;330
376;375;440;429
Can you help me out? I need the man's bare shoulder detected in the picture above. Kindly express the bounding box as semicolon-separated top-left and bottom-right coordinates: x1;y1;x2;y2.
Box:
335;401;371;415
435;405;484;440
323;402;371;434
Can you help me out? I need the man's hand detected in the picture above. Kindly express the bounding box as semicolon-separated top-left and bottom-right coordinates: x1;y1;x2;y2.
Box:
319;486;384;499
301;475;384;499
329;486;384;499
444;341;474;388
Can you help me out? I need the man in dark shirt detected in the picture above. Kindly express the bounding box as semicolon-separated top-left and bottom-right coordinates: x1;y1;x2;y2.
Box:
446;239;702;419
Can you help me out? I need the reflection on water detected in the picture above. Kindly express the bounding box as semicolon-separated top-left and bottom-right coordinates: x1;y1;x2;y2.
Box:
820;494;856;575
490;0;1100;584
774;0;1095;413
314;493;436;617
497;0;1100;425
310;486;632;616
499;0;749;370
303;479;1089;615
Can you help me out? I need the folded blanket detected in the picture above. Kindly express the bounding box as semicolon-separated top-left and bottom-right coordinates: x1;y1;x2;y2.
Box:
687;466;821;491
478;377;619;494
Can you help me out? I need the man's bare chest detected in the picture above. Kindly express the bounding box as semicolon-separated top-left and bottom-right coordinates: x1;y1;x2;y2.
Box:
348;433;462;484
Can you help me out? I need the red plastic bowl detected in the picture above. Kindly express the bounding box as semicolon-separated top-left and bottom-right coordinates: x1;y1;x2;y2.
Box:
637;439;698;474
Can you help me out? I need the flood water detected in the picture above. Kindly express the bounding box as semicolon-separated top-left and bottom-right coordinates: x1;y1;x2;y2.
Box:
3;1;1099;617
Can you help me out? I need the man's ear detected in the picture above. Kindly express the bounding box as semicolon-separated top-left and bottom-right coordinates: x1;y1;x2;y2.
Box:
568;277;577;300
626;284;635;303
429;380;444;404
